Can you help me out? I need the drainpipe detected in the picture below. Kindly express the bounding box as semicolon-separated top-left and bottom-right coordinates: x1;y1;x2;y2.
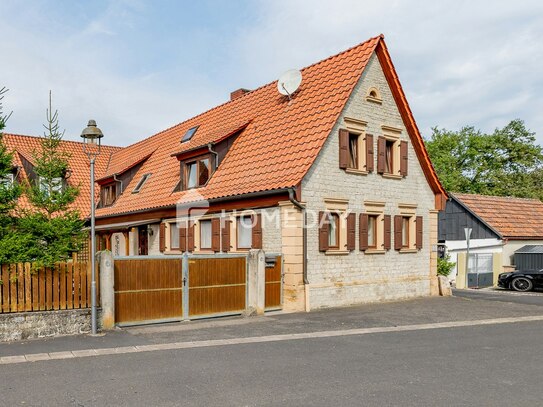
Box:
207;143;219;169
288;188;309;311
113;174;123;193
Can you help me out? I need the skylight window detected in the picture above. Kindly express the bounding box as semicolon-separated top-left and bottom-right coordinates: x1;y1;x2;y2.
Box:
181;126;199;143
132;173;151;193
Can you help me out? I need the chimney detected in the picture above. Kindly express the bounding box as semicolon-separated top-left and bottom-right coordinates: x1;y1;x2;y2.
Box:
230;88;251;101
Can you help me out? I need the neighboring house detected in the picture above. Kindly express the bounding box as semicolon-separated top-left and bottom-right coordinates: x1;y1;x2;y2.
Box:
1;133;119;215
88;34;447;311
439;193;543;287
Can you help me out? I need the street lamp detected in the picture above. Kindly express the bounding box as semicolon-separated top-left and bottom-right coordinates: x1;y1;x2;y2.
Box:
81;119;103;335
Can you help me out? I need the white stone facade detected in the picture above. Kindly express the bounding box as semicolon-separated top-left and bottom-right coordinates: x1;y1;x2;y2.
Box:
301;53;436;308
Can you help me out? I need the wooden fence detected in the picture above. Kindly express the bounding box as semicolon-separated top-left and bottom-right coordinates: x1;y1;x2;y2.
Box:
0;262;97;313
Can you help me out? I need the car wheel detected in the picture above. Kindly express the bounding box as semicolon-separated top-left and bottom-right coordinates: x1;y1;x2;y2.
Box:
511;277;533;292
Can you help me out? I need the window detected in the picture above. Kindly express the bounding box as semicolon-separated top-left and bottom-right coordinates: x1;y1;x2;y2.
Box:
181;126;199;143
367;214;378;249
39;176;63;196
0;173;14;188
328;213;340;249
378;127;408;178
366;87;382;104
385;140;394;174
237;215;252;249
402;216;410;248
184;156;211;189
200;219;212;250
339;122;373;173
348;133;358;169
101;183;117;206
170;222;180;249
132;173;151;193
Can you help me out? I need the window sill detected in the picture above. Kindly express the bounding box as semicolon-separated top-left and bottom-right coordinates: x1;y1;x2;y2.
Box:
325;249;350;256
364;249;386;254
366;96;382;104
345;168;368;176
164;249;182;255
399;248;418;253
381;173;403;180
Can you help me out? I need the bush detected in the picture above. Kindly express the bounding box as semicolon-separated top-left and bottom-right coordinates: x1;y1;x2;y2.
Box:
437;254;456;277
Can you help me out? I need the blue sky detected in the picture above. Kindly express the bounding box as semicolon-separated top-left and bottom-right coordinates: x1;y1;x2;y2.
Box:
1;0;542;146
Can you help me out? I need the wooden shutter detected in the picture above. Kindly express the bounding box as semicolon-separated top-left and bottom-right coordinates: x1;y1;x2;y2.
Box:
339;129;349;169
187;221;195;252
159;223;166;252
346;212;356;251
383;215;391;250
318;211;329;252
251;213;262;249
377;136;386;174
211;218;221;252
359;213;369;251
394;215;402;251
365;134;374;172
416;216;423;250
179;221;187;252
400;140;408;177
221;219;231;252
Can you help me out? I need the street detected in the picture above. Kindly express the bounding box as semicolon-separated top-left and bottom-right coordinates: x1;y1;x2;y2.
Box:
2;293;543;406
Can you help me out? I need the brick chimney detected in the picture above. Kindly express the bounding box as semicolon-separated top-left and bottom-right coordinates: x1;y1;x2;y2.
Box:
230;88;251;101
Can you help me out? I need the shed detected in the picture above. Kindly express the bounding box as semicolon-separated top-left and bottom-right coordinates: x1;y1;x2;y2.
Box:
513;245;543;270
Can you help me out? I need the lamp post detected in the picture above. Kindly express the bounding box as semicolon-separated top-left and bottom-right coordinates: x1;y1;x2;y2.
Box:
81;120;103;335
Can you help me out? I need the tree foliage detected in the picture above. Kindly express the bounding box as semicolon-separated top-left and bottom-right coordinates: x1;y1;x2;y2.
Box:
425;120;543;199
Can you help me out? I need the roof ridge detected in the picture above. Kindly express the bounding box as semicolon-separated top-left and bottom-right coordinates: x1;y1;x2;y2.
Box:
114;34;384;152
3;132;121;149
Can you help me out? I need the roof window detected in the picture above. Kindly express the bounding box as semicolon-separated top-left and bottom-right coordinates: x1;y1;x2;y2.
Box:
132;173;151;193
181;126;199;143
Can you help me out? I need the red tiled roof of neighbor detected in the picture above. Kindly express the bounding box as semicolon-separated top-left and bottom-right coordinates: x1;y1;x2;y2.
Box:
92;34;445;218
454;193;543;239
2;133;121;216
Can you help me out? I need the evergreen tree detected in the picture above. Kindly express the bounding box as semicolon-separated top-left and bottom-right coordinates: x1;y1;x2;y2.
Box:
0;87;23;264
18;93;85;266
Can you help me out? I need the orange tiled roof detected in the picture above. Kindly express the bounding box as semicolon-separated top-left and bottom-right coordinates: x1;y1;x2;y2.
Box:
94;35;445;218
2;133;121;216
454;193;543;239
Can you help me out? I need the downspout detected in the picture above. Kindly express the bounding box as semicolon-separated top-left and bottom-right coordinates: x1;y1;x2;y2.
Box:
207;143;219;169
288;188;310;312
113;174;123;194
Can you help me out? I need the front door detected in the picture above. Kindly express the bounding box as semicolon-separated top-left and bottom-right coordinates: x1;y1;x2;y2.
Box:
138;226;148;255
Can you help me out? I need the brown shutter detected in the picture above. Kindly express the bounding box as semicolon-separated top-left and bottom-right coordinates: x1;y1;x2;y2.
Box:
159;223;166;252
394;215;402;251
416;216;423;250
365;134;374;172
318;211;329;252
383;215;391;250
187;221;195;252
339;129;349;169
359;213;368;251
251;213;262;249
221;218;231;252
211;218;221;252
179;221;187;252
346;212;356;251
377;136;386;174
400;140;408;177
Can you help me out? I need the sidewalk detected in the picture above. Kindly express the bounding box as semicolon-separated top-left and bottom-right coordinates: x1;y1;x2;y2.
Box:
1;294;543;359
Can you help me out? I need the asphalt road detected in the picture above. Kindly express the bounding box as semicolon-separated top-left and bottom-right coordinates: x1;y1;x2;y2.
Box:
2;319;543;406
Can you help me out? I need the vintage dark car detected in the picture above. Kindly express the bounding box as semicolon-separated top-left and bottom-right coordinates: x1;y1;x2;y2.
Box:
498;269;543;292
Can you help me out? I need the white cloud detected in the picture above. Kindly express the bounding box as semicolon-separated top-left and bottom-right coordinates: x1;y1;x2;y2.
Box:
1;0;542;146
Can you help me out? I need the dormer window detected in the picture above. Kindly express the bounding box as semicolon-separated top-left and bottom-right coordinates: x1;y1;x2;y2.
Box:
39;176;63;196
132;173;151;194
101;183;117;207
181;126;199;143
184;155;211;189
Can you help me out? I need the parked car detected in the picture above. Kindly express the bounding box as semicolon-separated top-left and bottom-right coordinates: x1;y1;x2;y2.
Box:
498;269;543;292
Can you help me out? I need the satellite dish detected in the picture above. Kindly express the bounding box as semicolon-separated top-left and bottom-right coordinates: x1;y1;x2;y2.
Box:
277;69;302;98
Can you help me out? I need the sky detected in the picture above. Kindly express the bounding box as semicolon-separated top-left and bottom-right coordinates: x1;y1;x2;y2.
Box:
1;0;542;147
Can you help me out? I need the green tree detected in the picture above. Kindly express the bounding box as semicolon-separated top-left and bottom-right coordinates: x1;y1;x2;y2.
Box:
0;87;23;264
425;120;543;199
17;93;85;266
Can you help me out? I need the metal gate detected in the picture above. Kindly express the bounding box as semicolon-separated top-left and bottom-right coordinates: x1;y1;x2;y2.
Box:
114;254;247;326
467;253;494;288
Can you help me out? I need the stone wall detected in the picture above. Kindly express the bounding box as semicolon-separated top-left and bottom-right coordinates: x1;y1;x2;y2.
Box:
302;53;437;309
0;309;97;342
